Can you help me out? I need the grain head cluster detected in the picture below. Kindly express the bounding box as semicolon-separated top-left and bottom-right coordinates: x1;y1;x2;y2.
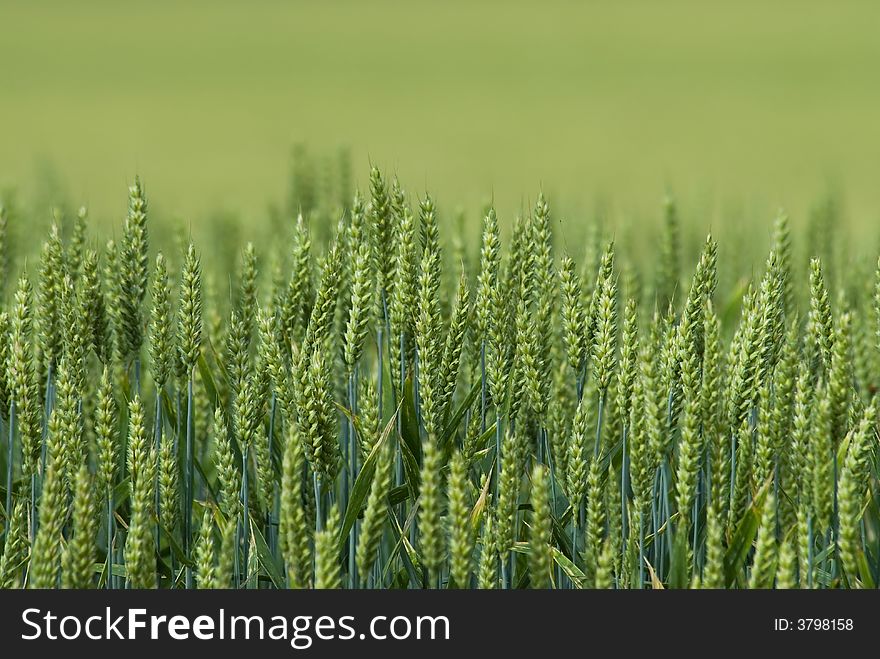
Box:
1;163;879;590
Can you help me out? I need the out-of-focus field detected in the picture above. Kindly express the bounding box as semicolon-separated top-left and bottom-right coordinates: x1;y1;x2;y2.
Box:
1;0;880;235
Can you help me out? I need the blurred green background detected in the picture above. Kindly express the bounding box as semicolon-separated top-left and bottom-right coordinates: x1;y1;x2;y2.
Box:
2;0;879;236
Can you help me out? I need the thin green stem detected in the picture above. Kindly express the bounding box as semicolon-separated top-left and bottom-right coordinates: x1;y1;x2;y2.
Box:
314;472;323;533
154;392;163;562
594;392;605;459
184;374;194;588
638;510;645;589
396;333;405;529
106;492;114;590
267;392;277;556
40;362;54;481
831;443;839;581
241;445;250;588
480;342;487;433
729;431;737;521
807;513;814;589
621;423;629;555
3;414;12;542
348;374;358;588
494;407;502;501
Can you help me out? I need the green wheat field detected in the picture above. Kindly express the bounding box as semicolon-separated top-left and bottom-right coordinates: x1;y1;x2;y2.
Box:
1;161;879;590
2;1;880;590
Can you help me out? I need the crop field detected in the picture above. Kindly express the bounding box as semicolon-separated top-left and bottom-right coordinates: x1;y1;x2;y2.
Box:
1;160;879;590
2;0;880;594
